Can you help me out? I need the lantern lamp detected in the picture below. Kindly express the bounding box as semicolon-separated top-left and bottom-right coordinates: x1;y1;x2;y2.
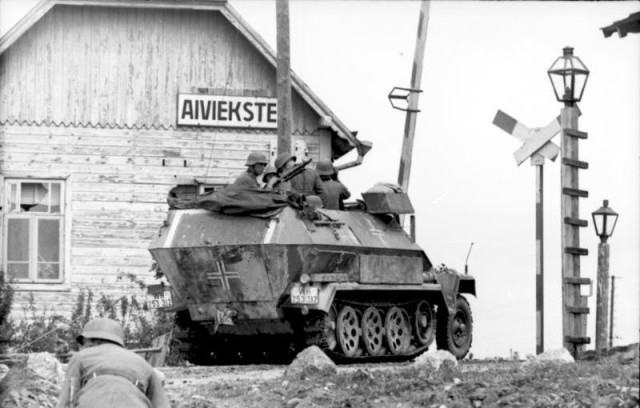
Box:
592;200;619;243
547;47;590;106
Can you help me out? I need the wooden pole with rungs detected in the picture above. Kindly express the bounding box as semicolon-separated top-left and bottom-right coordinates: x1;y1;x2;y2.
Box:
561;107;590;356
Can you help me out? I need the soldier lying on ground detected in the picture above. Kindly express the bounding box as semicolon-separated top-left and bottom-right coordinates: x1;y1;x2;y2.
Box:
56;318;170;408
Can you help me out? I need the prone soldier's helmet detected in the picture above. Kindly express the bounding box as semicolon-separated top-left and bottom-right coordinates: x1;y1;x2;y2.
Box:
315;160;334;176
76;317;125;347
245;152;268;166
274;152;296;171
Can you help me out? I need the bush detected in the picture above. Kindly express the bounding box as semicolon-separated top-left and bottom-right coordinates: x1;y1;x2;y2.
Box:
6;288;174;355
0;274;14;353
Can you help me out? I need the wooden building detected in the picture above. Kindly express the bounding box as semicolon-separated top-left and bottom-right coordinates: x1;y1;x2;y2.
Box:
0;0;360;315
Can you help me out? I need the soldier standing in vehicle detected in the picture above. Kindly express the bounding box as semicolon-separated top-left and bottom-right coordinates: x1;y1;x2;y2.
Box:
275;141;327;205
232;152;268;188
56;317;170;408
316;159;350;210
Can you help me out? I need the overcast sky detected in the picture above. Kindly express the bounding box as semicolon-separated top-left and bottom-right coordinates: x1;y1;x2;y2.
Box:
1;0;639;358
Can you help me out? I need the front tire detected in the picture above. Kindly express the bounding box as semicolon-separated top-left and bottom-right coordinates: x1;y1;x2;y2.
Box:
436;295;473;359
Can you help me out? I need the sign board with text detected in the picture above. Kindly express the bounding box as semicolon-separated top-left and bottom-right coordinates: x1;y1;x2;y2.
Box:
177;94;278;129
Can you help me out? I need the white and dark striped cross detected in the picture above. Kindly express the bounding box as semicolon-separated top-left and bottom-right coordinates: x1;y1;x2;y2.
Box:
493;110;569;166
206;260;240;292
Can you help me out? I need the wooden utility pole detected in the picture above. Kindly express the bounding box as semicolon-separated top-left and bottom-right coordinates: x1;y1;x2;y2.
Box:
560;107;590;355
609;275;616;348
276;0;292;157
595;242;610;351
397;0;430;192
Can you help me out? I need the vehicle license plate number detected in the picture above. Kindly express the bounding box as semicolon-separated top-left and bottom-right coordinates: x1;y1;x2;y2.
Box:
291;285;319;304
148;285;173;308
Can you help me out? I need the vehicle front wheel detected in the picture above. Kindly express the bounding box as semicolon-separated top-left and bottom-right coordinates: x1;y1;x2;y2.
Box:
436;295;473;359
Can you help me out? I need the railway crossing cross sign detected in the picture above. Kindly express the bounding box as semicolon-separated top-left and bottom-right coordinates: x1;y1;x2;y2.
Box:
492;108;579;355
493;110;564;166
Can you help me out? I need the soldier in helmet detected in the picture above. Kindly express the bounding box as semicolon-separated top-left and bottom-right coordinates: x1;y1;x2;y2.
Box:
274;142;327;205
232;151;269;189
316;159;350;210
261;164;279;190
56;317;169;408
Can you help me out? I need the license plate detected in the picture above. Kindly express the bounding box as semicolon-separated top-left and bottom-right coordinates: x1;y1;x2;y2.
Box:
147;285;173;308
291;285;319;304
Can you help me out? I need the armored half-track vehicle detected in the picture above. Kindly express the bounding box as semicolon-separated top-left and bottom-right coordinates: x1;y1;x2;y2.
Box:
149;188;476;364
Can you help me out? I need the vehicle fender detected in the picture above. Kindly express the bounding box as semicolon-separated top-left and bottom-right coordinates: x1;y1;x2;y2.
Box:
435;269;460;314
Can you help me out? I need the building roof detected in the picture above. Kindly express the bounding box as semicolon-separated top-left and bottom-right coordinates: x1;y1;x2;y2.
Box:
601;11;640;38
0;0;363;158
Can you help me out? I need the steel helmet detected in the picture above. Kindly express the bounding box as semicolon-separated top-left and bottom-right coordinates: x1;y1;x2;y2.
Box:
274;152;296;170
263;164;278;178
245;152;268;166
315;160;334;176
76;317;125;347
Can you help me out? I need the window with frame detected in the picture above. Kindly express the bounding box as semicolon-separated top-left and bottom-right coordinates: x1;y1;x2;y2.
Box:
4;180;65;283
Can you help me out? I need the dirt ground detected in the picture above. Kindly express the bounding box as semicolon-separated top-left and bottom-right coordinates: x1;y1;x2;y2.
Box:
160;358;639;408
1;349;637;408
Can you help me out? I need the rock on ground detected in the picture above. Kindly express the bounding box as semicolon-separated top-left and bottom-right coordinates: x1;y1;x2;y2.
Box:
27;352;65;385
0;352;63;408
528;348;575;364
283;345;336;380
0;364;8;382
413;349;458;370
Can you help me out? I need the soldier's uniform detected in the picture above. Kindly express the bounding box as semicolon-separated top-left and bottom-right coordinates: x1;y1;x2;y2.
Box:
315;159;349;210
290;169;327;205
232;170;260;189
231;152;268;189
322;179;350;210
56;343;169;408
56;318;169;408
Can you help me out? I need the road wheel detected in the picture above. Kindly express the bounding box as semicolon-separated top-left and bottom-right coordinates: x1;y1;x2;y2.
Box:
414;300;435;347
436;296;473;359
337;306;361;357
361;306;385;356
385;306;411;355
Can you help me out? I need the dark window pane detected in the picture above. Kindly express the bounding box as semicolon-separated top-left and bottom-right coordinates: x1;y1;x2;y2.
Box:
21;183;49;212
7;219;29;261
37;263;60;280
50;183;62;213
7;263;29;279
38;219;60;262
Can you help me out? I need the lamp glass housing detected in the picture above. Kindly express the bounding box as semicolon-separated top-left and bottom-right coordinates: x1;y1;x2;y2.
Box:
592;200;619;240
547;47;589;104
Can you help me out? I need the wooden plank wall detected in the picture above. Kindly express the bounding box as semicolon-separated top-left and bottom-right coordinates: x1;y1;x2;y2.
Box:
1;124;329;315
0;5;320;133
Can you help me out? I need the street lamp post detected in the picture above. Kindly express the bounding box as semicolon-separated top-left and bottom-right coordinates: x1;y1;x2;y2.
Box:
548;47;591;355
592;200;619;351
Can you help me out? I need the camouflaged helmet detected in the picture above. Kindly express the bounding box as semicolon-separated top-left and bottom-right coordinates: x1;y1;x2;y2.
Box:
245;152;268;166
76;317;125;347
274;152;296;171
315;160;334;176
